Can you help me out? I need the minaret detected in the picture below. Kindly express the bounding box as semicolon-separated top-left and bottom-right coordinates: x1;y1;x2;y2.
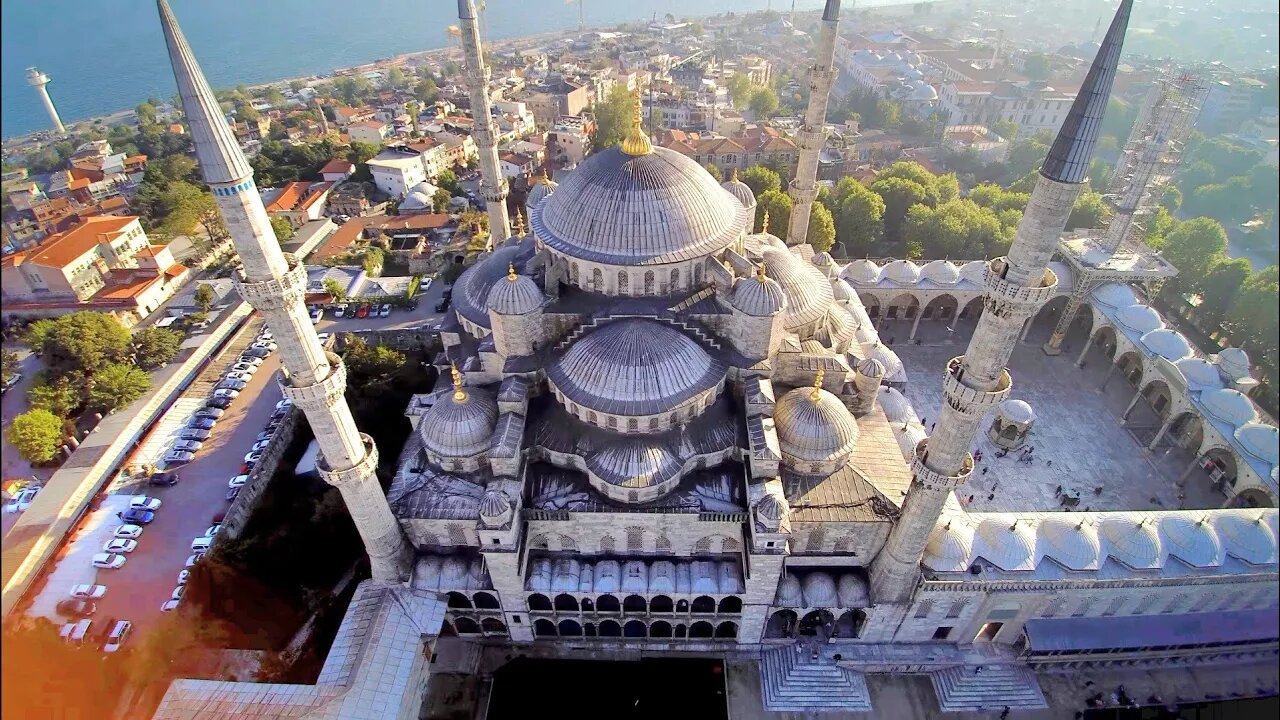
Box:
458;0;511;243
869;0;1132;603
784;0;841;247
26;67;65;134
156;0;411;583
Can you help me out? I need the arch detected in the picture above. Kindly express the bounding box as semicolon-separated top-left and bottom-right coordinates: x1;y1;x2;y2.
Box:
651;595;674;613
618;270;629;295
447;591;472;609
885;292;920;320
675;623;688;639
528;593;552;611
694;264;704;285
863;294;882;318
597;594;621;612
651;620;673;638
581;597;595;612
440;619;456;636
692;595;716;613
473;591;500;609
765;609;798;639
558;619;583;637
834;610;857;638
958;295;984;320
1140;378;1174;419
644;271;655;295
715;621;738;639
624;594;647;612
1116;351;1144;387
1064;301;1096;345
1170;412;1204;451
481;617;508;634
676;598;690;613
599;534;615;553
670;268;680;291
585;622;597;637
922;293;959;320
454;616;480;634
1092;325;1119;359
798;609;835;637
554;593;579;612
1201;447;1239;489
690;621;714;638
599;619;622;637
571;263;580;285
592;267;603;291
1031;294;1069;327
718;596;743;614
534;618;557;637
624;620;647;638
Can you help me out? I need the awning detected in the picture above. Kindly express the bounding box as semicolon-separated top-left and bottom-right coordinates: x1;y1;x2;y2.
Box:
1024;610;1279;653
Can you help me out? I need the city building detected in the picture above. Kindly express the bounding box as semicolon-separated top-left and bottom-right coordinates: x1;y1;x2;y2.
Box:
938;81;1076;138
545;116;592;167
347;118;391;144
367;150;428;199
319;158;355;183
524;79;589;128
263;181;335;229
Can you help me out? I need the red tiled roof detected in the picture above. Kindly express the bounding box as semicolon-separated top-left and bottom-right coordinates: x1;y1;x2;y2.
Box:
319;159;354;175
23;216;139;269
265;182;309;213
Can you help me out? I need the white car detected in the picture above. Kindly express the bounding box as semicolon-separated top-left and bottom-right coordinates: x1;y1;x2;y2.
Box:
179;428;211;441
225;370;254;383
251;340;278;352
217;378;247;391
213;388;240;400
203;524;222;538
244;451;264;464
237;355;264;367
275;398;293;412
114;524;143;539
317;332;333;346
378;304;392;318
258;329;273;341
177;569;190;585
164;450;195;464
171;585;186;602
103;620;132;653
250;439;272;453
69;584;107;599
4;487;39;513
191;536;213;552
130;497;162;512
185;552;205;568
103;538;138;554
161;599;181;612
92;553;126;570
173;439;203;452
228;474;250;489
310;307;324;324
230;362;258;375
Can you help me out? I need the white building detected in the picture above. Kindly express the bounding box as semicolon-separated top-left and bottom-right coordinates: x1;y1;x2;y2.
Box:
939;81;1076;137
367;151;428;199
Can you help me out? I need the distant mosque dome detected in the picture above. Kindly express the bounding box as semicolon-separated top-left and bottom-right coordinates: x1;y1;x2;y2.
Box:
1216;347;1252;380
959;260;987;284
1173;358;1223;392
1139;328;1192;361
841;259;881;285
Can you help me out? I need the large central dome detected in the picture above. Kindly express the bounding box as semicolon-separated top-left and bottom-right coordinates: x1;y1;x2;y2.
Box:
529;146;751;266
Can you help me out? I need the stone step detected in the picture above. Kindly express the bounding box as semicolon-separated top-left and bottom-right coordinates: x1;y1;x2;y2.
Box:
761;648;873;713
930;665;1048;712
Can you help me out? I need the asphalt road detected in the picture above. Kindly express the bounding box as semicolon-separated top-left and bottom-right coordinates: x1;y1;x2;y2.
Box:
2;350;47;538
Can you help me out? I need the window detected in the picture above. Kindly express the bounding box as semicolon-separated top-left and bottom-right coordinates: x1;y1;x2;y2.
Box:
932;626;953;640
914;600;934;619
945;599;966;619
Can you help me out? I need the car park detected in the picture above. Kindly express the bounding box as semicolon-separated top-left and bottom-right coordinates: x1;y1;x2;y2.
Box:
206;396;233;409
4;486;39;513
378;304;392;318
114;524;143;539
251;340;278;352
172;439;203;452
148;471;181;486
69;584;107;599
165;449;194;465
213;388;240;400
195;407;226;420
130;497;162;512
191;536;213;552
92;553;126;570
102;620;132;653
185;552;205;568
56;598;97;617
228;474;250;489
120;508;155;524
251;439;272;453
103;539;138;554
188;417;218;431
178;428;211;442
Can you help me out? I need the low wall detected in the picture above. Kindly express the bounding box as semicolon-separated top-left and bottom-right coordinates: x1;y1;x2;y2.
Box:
218;410;301;541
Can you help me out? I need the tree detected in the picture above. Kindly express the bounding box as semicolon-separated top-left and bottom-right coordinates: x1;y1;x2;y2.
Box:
903;199;1010;260
158;181;225;242
1161;217;1228;290
132;327;184;369
740;165;782;197
1;351;19;382
808;203;836;253
135;101;158;127
1005;132;1054;181
414;77;440;105
990;120;1019;141
362;246;385;276
748;87;779;119
332;75;373;106
835;180;886;256
8;409;64;464
270;216;295;244
754;190;793;234
869;176;928;241
341;336;406;387
1161;185;1183;212
702;163;723;182
27;374;82;417
590;85;634;152
432;188;452;213
323;277;347;301
193;283;216;313
1226;265;1278;364
1066;191;1111;230
968;183;1030;213
436;168;459;193
1023;53;1052;82
265;86;287;108
1198;257;1253;325
385;67;407;90
88;363;151;412
1177;160;1218;192
727;74;753;108
33;312;132;375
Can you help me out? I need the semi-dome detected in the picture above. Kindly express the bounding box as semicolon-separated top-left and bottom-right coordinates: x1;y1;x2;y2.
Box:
830;278;857;303
529;146;750;265
1216;347;1252;380
921;259;960;285
1092;282;1140;309
1139;328;1192;361
998;399;1035;424
1200;388;1258;427
841;259;881;285
882;259;921;284
730;271;787;316
776;573;803;606
1159;514;1222;568
454;244;526;329
762;247;834;331
858;357;887;380
756;493;788;529
721;174;757;210
801;571;838;607
586;439;682;489
866;341;904;379
479;490;513;525
1174;358;1223;392
837;574;870;608
420;376;499;458
1115;304;1165;334
547;319;726;417
1037;518;1100;570
810;252;840;278
1235;423;1278;465
973;519;1036;571
1214;512;1277;565
486;267;544;315
1100;515;1163;569
924;519;974;572
959;260;987;284
774;382;859;465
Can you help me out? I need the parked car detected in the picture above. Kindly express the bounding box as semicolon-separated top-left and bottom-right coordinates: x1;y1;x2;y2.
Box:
355;304;370;319
102;620;133;653
69;584;107;599
435;299;450;313
217;378;247;391
228;474;251;489
114;524;143;539
225;488;241;502
190;536;213;552
177;569;190;585
258;329;273;341
188;417;217;431
148;472;180;488
317;332;333;346
161;599;181;612
310;307;324;324
60;619;93;646
56;598;96;618
255;430;275;443
230;362;258;375
92;553;126;570
130;497;162;512
332;304;348;317
250;439;272;453
244;451;264;464
178;428;211;442
171;586;186;602
185;553;205;568
103;538;137;554
205;396;233;409
163;450;194;465
213;388;240;400
4;486;39;513
243;346;270;359
276;398;294;412
237;355;264;367
172;439;203;452
251;340;278;352
120;508;154;525
225;370;254;382
203;524;222;537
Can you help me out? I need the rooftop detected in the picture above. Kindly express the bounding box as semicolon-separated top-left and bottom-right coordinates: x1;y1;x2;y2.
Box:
13;215;139;269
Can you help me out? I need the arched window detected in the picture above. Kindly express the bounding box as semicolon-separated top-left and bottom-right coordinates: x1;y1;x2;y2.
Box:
528;594;552;611
599;620;622;637
625;526;644;551
571;263;580;285
692;596;715;614
676;599;690;613
597;594;620;612
581;597;595;612
554;593;579;612
607;416;617;429
694;537;712;554
592;267;603;290
588;411;598;424
618;271;629;294
714;621;737;639
650;620;673;638
534;619;557;637
644;271;655;295
670;268;680;290
558;619;583;636
651;595;674;613
481;617;508;635
690;621;714;638
674;623;687;638
722;537;740;552
447;591;472;609
584;622;597;637
624;595;647;613
648;418;658;430
455;617;481;634
473;591;500;609
655;535;672;552
627;418;638;431
718;596;742;614
624;620;647;638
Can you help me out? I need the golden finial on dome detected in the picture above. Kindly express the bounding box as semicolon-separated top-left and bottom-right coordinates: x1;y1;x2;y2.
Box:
451;363;467;402
514;213;526;239
810;367;825;402
507;262;518;282
730;166;739;182
760;209;770;235
755;263;768;283
534;167;550;184
620;87;653;156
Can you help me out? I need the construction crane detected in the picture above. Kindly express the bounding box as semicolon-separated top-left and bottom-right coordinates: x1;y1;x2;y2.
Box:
564;0;584;32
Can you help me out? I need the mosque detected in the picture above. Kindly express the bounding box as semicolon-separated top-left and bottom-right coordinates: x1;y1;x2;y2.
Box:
152;0;1277;718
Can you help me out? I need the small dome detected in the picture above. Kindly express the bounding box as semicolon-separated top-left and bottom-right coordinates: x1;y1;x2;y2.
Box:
857;357;887;379
486;271;543;315
998;399;1035;424
774;385;860;465
721;176;757;210
837;574;870;608
878;386;913;423
1216;347;1252;380
1100;515;1163;569
1037;518;1101;570
1214;512;1277;565
867;342;904;379
730;273;787;316
1235;423;1278;465
921;259;960;284
924;519;974;572
420;383;499;458
1174;358;1223;392
1159;514;1223;568
441;557;469;587
527;177;558;208
403;190;431;209
973;519;1036;571
810;252;840;278
479;490;512;523
893;423;929;462
1115;304;1165;334
959;260;987;284
830;278;857;303
756;494;788;528
775;573;803;606
1092;282;1140;309
801;572;838;607
1200;388;1258;428
1139;328;1192;361
881;259;921;284
841;259;881;285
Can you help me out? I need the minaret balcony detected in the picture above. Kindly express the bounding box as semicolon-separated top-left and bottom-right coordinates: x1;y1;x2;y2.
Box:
233;252;307;311
317;432;379;488
941;356;1011;416
280;350;347;411
912;440;973;490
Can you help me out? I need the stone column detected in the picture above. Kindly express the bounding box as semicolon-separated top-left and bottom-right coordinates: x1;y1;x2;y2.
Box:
1044;289;1086;355
1019;316;1034;343
1097;362;1117;393
1122;390;1143;422
1176;455;1199;487
1147;415;1175;451
909;311;924;341
1074;330;1097;367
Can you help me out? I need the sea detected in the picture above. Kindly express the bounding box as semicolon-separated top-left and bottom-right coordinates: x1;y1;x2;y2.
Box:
0;0;900;141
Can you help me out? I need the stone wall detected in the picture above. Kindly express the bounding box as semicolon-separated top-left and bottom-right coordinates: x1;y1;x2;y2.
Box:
218;410;300;540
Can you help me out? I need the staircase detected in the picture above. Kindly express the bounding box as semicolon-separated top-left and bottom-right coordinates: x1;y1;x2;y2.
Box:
929;664;1048;713
760;647;873;713
549;313;722;353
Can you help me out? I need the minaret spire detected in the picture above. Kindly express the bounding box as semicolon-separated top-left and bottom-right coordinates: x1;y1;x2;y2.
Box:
785;0;841;246
457;0;512;242
156;0;411;583
869;0;1132;604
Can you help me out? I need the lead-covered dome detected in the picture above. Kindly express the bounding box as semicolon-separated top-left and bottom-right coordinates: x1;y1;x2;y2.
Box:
841;259;881;285
420;385;499;458
1174;358;1223;392
730;273;787;316
1200;388;1258;427
1235;423;1278;465
1216;347;1252;380
529;146;750;265
722;174;757;210
921;259;960;285
527;176;558;208
774;384;860;467
924;518;975;572
547;319;726;417
1140;328;1192;361
1116;304;1164;334
486;269;543;315
762;247;834;332
1092;282;1140;309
